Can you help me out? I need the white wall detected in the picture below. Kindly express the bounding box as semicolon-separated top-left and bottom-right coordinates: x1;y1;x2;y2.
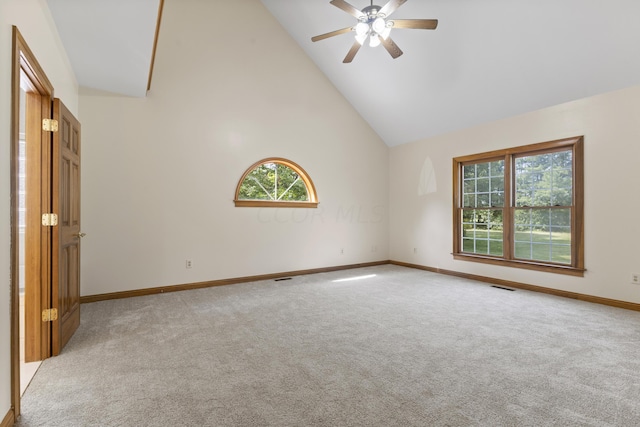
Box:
78;0;389;296
390;84;640;304
0;0;78;418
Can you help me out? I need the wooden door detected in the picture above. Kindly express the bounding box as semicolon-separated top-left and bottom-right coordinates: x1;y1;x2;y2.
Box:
51;98;81;355
22;89;52;362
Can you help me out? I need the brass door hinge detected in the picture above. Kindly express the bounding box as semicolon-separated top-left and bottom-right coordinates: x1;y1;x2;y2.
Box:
42;308;58;322
42;118;58;132
42;213;58;226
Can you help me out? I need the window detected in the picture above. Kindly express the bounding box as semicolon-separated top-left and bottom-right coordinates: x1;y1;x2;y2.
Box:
453;136;584;276
234;158;318;208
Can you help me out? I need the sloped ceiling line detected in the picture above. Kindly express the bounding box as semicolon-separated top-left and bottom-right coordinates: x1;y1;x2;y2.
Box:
147;0;165;92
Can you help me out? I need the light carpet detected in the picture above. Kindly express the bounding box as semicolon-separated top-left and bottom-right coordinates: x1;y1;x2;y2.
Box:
16;265;640;426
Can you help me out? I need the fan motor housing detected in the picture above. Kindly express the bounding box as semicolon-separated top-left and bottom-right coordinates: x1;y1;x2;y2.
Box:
362;5;382;20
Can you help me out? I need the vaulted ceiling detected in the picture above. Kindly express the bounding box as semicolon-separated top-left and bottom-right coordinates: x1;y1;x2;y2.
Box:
47;0;640;146
46;0;161;98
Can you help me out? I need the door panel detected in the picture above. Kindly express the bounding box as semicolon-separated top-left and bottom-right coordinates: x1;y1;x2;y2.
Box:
23;89;48;362
51;98;81;355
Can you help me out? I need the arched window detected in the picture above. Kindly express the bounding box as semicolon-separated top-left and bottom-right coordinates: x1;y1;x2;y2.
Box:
234;158;318;208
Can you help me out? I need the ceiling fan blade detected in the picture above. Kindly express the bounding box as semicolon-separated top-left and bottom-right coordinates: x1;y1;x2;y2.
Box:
311;27;354;42
330;0;365;19
381;37;403;59
378;0;408;17
391;19;438;30
343;41;362;63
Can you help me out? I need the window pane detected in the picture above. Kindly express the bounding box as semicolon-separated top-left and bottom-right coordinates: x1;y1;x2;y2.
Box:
463;164;476;179
515;189;532;207
550;209;571;228
491;192;504;207
279;177;308;201
489;239;504;257
463;179;475;195
462;238;475;252
462;209;475;224
477;178;489;193
552;150;572;169
514;208;571;264
463;194;475;208
490;177;504;204
514;241;533;260
490;161;504;175
460;209;503;257
515;150;572;208
240;165;273;200
551;244;571;264
551;168;572;206
477;194;490;207
475;223;488;239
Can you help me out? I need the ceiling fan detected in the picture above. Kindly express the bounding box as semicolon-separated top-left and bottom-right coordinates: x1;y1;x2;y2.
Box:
311;0;438;63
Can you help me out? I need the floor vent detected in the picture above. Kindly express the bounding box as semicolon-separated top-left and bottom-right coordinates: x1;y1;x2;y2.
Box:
491;285;515;291
274;277;292;282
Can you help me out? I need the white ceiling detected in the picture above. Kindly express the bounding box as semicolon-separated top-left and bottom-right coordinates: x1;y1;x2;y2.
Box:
47;0;640;146
46;0;160;98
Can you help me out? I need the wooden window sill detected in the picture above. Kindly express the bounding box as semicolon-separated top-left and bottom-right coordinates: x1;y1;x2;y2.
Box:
234;200;318;208
452;253;585;277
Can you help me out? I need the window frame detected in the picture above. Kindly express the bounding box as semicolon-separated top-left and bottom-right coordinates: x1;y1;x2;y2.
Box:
452;136;584;276
234;157;318;208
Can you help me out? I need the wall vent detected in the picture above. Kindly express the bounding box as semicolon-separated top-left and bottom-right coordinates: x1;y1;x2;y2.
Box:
491;285;515;291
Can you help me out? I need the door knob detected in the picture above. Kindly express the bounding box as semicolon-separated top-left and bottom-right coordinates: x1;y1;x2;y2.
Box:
75;232;86;238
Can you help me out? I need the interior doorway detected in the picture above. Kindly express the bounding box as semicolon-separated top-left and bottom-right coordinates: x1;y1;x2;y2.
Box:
11;26;54;419
18;81;42;396
11;26;83;419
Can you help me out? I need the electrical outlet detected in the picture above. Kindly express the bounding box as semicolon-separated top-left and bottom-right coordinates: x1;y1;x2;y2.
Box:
631;273;640;284
186;260;193;269
413;247;418;254
340;248;344;255
371;245;377;253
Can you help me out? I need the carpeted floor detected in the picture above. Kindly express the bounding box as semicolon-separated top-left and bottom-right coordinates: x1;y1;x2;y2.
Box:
16;265;640;426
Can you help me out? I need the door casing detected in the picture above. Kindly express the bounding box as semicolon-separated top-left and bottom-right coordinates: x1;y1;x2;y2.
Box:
11;26;54;418
9;26;82;419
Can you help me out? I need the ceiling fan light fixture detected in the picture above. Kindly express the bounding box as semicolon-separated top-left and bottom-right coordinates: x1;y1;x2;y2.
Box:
380;26;392;40
311;0;439;62
372;17;386;34
355;22;369;37
355;33;368;45
369;34;381;47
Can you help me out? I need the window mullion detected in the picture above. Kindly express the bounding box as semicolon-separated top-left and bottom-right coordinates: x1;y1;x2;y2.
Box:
274;165;278;200
453;160;462;255
503;154;513;261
